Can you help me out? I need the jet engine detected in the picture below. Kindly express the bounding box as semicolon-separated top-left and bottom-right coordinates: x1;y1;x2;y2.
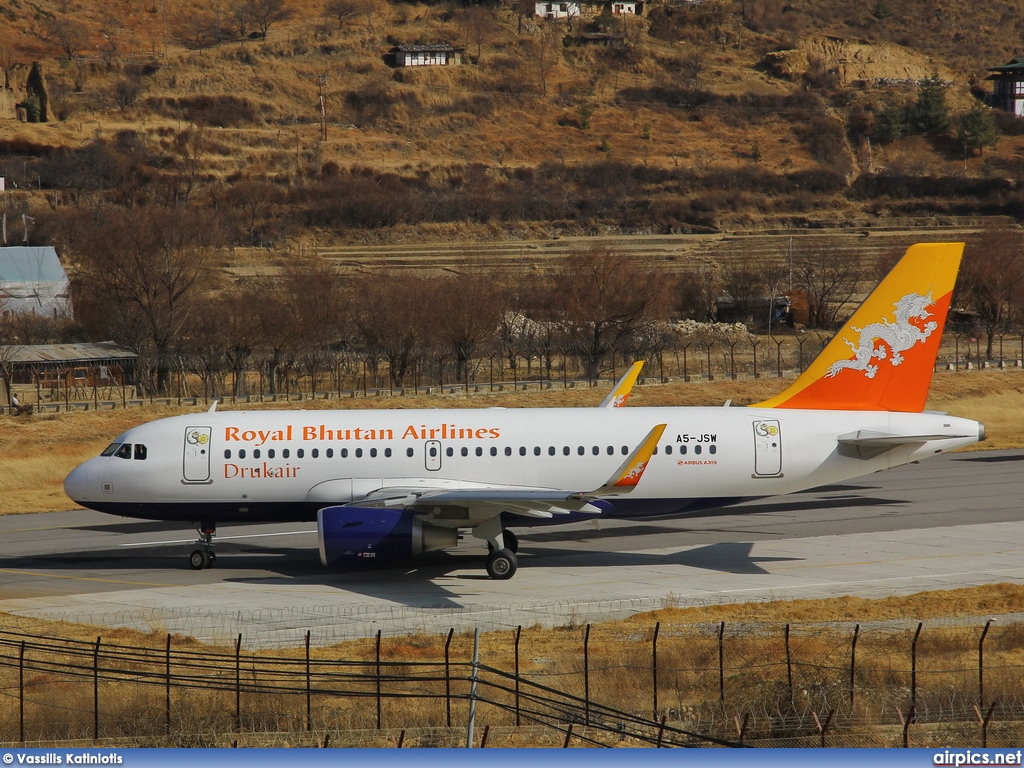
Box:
317;506;457;567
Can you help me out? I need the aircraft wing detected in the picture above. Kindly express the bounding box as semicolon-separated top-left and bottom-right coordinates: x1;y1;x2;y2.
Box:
345;423;667;522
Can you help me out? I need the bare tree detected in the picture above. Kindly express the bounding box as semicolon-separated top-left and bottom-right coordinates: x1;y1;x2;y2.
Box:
323;0;370;31
549;244;671;380
461;6;499;62
67;205;223;394
351;273;434;388
959;227;1024;360
793;241;871;329
432;273;508;385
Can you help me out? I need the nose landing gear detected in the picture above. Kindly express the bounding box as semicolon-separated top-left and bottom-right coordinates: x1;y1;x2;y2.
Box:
190;522;217;569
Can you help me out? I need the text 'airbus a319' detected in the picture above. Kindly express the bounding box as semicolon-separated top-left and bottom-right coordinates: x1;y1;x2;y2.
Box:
64;242;984;579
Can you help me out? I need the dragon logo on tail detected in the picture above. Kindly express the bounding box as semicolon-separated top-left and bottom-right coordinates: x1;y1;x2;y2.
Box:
826;291;937;380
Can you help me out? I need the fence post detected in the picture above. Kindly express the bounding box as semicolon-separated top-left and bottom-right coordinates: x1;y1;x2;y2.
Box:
19;641;25;744
305;630;312;732
514;625;522;727
93;636;101;742
165;634;171;735
813;709;834;748
234;633;242;733
910;622;923;715
376;629;382;730
901;705;915;747
849;623;860;709
652;621;660;721
583;623;591;727
785;623;793;705
445;628;454;728
466;628;480;749
979;619;993;709
562;723;574;748
718;621;726;704
974;702;996;748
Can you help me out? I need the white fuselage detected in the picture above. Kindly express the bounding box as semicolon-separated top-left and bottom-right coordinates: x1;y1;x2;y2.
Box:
63;405;983;525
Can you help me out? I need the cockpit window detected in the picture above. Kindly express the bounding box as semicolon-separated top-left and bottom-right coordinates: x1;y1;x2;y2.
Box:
134;444;147;460
101;442;122;457
114;443;133;459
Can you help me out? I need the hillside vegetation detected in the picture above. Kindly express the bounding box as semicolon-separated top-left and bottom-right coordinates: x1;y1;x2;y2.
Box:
3;0;1024;250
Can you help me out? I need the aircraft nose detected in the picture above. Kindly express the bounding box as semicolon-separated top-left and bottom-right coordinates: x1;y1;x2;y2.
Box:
64;461;96;505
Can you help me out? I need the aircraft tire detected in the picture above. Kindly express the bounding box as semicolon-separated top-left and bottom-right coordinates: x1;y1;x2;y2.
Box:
485;549;517;580
486;530;519;554
189;549;210;570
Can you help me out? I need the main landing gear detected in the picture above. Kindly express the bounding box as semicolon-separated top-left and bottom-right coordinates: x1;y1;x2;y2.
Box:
483;528;519;580
190;521;217;570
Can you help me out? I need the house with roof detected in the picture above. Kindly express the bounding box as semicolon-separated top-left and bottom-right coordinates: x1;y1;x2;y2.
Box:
986;57;1024;115
0;341;138;410
388;44;464;68
0;245;71;317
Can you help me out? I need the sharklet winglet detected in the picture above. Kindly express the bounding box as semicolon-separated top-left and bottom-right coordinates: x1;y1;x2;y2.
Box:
599;361;644;408
574;423;667;499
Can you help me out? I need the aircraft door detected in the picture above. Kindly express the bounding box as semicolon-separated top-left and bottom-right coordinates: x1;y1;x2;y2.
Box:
752;419;783;477
183;426;213;483
425;440;442;471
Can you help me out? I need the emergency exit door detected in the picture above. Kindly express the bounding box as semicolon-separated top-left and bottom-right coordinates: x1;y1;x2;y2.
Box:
752;419;783;477
183;426;212;483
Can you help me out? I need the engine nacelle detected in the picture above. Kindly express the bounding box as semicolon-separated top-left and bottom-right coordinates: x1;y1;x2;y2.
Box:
317;506;457;567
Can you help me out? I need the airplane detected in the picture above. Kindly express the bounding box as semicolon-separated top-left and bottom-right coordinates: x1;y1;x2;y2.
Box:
63;242;985;579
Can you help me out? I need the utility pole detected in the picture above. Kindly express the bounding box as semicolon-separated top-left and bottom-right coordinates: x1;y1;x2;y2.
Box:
317;73;328;141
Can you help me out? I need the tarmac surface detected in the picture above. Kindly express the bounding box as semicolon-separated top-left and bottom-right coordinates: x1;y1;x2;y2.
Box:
1;449;1022;647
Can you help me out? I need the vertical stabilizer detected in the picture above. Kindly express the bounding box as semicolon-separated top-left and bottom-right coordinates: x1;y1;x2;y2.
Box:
754;242;963;412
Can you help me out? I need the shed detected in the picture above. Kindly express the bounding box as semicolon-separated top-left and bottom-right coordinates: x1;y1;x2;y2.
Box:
388;44;464;68
0;245;72;317
0;341;137;406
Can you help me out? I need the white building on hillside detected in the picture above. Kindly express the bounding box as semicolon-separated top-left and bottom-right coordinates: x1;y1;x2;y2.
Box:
0;246;72;317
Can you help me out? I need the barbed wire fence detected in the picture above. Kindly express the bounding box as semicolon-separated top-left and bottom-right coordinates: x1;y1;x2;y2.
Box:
0;614;1022;748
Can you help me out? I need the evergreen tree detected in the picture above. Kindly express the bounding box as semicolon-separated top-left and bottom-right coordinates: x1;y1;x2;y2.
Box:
958;103;1001;156
911;75;951;135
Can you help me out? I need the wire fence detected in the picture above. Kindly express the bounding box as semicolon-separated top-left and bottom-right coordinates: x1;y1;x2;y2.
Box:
1;615;1022;747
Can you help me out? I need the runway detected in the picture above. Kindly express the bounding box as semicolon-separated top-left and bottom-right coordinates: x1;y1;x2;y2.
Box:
1;449;1023;648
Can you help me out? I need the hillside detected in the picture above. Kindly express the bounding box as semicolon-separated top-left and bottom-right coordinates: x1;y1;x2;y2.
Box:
2;0;1024;255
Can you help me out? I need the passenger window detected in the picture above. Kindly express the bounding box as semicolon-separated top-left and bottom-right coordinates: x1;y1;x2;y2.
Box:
476;447;483;457
407;447;415;458
606;446;614;455
534;446;541;456
114;444;133;460
282;449;290;459
355;448;363;458
326;448;334;458
461;447;469;457
621;446;628;455
504;447;512;457
490;447;498;456
592;446;599;455
311;448;319;458
562;446;570;456
446;447;454;457
548;446;556;456
267;449;276;459
665;445;673;455
297;449;304;458
224;450;232;459
679;445;687;455
694;445;702;455
134;444;147;460
709;445;717;455
239;449;247;459
577;446;585;456
520;447;527;456
384;448;392;458
369;448;377;458
341;448;349;458
253;449;261;459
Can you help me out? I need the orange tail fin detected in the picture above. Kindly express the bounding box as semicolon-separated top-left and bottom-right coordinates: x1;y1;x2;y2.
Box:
754;242;963;412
